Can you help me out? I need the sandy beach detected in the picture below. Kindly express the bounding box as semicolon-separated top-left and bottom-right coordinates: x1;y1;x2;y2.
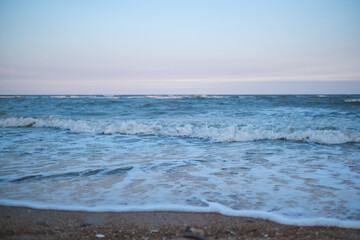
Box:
0;205;359;239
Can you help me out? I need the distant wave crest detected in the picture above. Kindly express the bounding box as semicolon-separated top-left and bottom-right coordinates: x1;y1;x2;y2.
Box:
127;95;226;99
1;116;359;145
344;99;360;103
0;96;21;98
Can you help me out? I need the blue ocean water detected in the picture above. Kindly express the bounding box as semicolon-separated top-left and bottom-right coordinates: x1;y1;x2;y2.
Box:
0;95;359;227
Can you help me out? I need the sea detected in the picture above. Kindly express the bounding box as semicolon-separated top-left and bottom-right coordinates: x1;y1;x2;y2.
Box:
0;94;359;228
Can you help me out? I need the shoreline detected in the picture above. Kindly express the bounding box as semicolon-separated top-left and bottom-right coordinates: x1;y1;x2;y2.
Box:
1;205;359;239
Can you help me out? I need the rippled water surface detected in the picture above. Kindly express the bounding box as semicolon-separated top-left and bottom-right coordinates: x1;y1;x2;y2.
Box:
0;95;359;226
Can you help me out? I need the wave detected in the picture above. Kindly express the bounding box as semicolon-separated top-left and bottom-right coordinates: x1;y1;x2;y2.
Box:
50;95;120;99
146;95;184;99
126;95;185;99
50;95;81;98
344;99;360;103
127;95;227;99
193;94;227;99
5;166;133;183
0;96;21;98
1;116;359;144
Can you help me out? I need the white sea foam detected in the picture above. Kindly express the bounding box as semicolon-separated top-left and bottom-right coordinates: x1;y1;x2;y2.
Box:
50;95;119;99
0;95;21;98
193;95;227;99
145;95;184;99
1;199;359;228
126;95;184;99
50;96;67;98
1;116;359;144
127;95;226;99
127;96;145;98
345;99;360;103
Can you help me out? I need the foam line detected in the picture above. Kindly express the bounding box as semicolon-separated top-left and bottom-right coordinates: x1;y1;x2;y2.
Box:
0;200;359;228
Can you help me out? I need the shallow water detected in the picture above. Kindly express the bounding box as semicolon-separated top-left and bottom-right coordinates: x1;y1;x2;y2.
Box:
0;95;359;227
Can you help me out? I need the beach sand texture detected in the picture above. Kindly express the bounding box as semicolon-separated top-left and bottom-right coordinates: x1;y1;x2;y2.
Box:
1;206;359;240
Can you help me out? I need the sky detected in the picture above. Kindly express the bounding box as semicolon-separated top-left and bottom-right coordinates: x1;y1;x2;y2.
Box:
0;0;360;94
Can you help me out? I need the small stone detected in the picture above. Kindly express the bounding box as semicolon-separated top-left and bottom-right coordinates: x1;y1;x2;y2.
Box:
80;222;93;227
95;234;105;238
184;227;206;240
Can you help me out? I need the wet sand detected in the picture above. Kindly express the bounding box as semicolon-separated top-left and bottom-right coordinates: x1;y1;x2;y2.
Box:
0;205;359;239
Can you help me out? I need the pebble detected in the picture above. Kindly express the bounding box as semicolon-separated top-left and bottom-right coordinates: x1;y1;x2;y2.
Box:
184;227;206;240
95;234;105;238
80;222;92;227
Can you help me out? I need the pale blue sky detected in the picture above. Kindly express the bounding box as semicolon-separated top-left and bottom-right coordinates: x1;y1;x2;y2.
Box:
0;0;359;94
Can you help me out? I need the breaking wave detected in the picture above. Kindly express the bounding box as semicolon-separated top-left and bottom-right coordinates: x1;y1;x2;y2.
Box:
1;116;359;145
